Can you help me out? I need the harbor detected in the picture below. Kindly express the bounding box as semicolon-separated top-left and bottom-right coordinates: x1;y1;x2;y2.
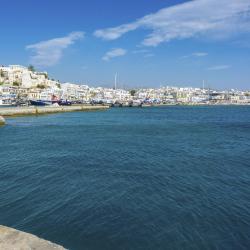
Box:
1;65;250;109
1;1;250;249
1;106;250;250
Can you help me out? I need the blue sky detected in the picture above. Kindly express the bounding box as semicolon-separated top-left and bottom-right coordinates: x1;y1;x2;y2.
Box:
1;0;250;89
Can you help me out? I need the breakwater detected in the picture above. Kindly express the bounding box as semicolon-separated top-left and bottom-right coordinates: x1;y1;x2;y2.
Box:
0;225;65;249
0;105;109;117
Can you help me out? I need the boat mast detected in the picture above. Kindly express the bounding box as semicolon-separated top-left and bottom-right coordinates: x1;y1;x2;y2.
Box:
115;73;117;90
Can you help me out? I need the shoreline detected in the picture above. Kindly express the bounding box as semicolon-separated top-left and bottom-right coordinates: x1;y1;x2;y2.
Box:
141;103;250;107
0;104;249;125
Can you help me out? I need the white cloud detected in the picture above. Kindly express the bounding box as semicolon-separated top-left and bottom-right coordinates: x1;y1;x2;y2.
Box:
94;0;250;47
94;23;139;40
207;65;231;70
132;49;150;54
26;32;84;67
102;48;127;61
192;52;208;57
182;52;208;59
144;53;155;58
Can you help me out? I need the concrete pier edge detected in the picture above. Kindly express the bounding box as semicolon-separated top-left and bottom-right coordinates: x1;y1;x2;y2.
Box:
0;116;6;126
0;225;66;250
0;105;109;118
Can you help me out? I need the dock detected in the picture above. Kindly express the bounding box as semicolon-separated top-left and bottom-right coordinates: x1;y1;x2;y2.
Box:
0;105;109;117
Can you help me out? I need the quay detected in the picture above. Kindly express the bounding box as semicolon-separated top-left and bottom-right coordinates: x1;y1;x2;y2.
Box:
0;225;65;250
0;105;109;117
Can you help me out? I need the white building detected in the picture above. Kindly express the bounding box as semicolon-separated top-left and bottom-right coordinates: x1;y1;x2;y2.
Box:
0;65;53;88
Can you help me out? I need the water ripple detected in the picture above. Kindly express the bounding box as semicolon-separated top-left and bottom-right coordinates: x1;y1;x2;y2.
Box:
0;106;250;250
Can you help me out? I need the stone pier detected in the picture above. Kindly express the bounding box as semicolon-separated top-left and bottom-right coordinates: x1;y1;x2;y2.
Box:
0;116;5;125
0;225;66;250
0;105;109;117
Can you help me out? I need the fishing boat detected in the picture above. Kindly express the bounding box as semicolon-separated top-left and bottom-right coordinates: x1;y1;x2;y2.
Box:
29;93;59;106
29;99;72;106
29;100;53;106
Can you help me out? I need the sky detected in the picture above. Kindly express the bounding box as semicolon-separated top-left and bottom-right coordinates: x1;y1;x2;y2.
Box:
1;0;250;90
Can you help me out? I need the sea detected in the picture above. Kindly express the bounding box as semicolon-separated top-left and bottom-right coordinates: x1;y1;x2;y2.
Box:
0;106;250;250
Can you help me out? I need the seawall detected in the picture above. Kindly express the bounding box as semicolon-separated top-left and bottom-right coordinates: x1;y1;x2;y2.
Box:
0;225;66;250
0;105;109;117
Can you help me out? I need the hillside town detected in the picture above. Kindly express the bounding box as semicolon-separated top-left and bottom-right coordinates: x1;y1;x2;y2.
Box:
1;65;250;106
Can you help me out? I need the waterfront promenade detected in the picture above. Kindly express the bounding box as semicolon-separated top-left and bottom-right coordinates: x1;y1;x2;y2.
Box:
0;105;109;117
0;225;65;250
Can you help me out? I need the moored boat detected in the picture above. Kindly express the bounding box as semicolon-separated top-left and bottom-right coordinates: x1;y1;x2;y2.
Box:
58;100;72;106
29;100;54;106
29;99;72;106
0;98;16;106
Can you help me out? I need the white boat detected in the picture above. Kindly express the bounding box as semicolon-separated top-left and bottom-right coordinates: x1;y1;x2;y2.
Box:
0;98;14;106
0;93;17;106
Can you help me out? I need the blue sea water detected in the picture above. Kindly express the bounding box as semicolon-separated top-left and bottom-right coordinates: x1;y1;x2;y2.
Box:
0;106;250;250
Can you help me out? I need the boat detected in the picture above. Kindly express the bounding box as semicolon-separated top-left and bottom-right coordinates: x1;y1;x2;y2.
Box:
0;98;16;106
0;93;17;106
111;101;122;107
29;93;60;106
29;99;72;106
29;100;54;106
58;100;72;106
132;100;142;107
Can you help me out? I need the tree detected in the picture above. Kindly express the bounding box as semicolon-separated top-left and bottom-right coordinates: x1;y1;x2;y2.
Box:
13;81;20;87
28;65;35;72
0;69;4;78
36;84;46;89
129;89;136;96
